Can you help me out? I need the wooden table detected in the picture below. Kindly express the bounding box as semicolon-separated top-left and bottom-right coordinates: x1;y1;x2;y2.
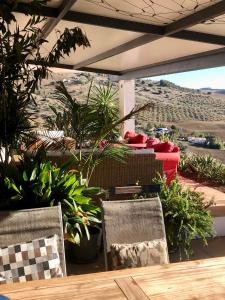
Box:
2;257;225;299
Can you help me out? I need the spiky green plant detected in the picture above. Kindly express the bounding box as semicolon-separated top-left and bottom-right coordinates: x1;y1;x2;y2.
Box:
44;81;152;185
179;154;225;185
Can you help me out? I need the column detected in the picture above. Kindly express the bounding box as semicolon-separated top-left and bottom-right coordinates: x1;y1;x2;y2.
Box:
119;79;135;137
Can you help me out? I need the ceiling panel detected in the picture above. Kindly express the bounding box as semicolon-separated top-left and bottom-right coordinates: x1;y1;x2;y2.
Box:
39;21;142;63
72;0;221;26
189;14;225;36
88;37;223;71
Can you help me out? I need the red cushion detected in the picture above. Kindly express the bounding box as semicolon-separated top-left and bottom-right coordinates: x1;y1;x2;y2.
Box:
124;131;136;139
172;146;180;152
146;138;160;148
129;134;147;144
154;141;175;153
99;139;108;149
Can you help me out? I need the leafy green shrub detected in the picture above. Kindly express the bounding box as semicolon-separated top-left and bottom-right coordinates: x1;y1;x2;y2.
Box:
177;142;187;153
1;151;102;244
179;154;225;184
153;175;214;258
205;134;224;150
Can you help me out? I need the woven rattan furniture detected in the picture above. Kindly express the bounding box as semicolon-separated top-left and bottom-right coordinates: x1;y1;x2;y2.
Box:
101;197;168;270
0;204;66;276
46;152;163;189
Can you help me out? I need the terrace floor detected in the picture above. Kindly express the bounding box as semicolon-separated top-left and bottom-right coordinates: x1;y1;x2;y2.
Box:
66;174;225;276
67;236;225;276
179;175;225;217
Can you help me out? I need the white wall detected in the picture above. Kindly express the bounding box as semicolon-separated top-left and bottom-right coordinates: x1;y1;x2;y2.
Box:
214;217;225;236
119;79;135;137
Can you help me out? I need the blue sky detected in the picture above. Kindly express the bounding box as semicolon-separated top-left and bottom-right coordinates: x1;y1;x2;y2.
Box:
150;66;225;89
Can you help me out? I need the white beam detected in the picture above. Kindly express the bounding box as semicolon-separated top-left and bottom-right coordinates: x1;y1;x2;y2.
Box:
41;0;78;39
119;79;135;137
115;47;225;80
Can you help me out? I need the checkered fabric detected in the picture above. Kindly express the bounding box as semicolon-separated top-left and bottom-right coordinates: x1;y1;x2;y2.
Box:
0;234;63;284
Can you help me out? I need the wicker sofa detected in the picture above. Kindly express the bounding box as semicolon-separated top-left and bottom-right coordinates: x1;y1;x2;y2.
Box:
46;151;163;189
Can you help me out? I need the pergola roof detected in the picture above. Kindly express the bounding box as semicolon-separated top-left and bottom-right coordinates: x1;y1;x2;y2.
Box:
14;0;225;79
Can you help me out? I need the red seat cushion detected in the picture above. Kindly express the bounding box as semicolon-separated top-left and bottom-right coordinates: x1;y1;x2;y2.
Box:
146;138;160;148
124;131;137;139
99;139;108;149
129;134;147;144
172;146;180;152
154;141;175;152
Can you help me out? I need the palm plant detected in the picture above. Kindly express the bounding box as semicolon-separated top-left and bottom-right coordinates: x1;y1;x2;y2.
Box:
0;0;90;169
88;82;120;140
44;81;152;185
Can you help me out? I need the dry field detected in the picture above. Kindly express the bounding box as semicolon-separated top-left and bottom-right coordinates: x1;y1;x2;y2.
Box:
165;120;225;140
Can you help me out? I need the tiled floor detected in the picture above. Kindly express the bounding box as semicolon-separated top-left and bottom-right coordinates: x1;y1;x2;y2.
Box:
67;236;225;276
179;175;225;203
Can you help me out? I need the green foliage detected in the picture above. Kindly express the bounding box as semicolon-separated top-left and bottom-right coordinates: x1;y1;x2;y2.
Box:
179;154;225;185
170;124;177;130
177;142;187;153
1;151;101;244
0;0;90;165
46;81;119;142
0;0;47;28
43;81;150;184
153;175;214;259
89;82;120;140
45;81;96;144
205;134;224;150
190;131;205;138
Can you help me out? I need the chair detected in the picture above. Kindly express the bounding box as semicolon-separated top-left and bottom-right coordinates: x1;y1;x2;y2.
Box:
0;204;66;276
101;197;168;270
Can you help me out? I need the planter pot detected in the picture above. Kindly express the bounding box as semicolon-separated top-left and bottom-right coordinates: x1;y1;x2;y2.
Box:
66;227;102;263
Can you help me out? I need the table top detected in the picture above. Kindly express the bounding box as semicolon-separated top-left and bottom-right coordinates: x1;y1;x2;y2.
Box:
2;257;225;300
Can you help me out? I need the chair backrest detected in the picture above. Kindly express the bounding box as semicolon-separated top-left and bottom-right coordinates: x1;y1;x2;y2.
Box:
0;205;66;276
101;197;168;270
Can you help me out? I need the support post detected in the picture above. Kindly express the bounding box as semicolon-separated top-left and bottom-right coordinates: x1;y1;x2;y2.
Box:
119;79;135;137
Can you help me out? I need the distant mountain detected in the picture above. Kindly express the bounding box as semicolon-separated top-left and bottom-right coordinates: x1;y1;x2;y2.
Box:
200;87;225;94
31;71;225;128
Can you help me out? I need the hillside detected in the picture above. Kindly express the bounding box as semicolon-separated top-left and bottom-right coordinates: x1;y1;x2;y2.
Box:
31;71;225;132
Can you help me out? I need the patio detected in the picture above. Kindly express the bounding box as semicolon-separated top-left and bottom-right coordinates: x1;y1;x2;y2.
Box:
13;0;225;135
0;0;225;299
67;237;225;276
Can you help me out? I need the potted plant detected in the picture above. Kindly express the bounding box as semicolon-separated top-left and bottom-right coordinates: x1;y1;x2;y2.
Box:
1;150;103;262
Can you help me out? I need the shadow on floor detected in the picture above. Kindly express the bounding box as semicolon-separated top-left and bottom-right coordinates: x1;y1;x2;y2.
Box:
67;236;225;276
